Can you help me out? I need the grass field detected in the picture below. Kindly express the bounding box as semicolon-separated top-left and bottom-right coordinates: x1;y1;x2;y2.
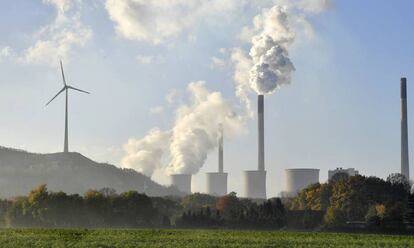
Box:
0;229;413;248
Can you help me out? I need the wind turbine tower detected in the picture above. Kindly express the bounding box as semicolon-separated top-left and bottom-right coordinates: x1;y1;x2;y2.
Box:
46;61;90;153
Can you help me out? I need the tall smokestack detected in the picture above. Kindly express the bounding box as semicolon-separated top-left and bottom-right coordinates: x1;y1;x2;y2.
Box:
218;123;224;173
258;95;265;171
243;94;266;199
401;77;410;180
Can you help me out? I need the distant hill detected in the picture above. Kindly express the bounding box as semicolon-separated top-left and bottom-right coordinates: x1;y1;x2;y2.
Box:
0;146;183;198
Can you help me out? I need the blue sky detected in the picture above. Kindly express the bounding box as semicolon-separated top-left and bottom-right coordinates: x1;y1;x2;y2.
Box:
0;0;413;197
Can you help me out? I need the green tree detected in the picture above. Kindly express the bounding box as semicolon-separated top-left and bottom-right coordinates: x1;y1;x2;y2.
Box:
216;192;244;220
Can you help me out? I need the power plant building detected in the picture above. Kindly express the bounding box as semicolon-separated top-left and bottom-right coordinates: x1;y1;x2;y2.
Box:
171;174;192;194
285;168;319;196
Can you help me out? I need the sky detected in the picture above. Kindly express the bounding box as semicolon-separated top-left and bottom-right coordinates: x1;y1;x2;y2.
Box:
0;0;414;198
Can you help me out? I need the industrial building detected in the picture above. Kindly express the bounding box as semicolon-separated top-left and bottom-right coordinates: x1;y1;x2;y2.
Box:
206;124;228;196
285;168;319;196
328;167;359;180
171;174;192;194
244;95;267;199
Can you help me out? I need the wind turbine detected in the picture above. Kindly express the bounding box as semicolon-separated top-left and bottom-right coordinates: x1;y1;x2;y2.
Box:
46;60;90;153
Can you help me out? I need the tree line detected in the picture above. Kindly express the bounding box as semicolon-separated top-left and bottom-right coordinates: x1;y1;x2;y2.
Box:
0;173;413;231
289;173;414;231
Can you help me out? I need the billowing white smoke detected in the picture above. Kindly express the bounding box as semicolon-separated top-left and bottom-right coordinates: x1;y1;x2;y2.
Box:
167;81;244;175
122;128;171;177
122;81;244;177
249;6;295;95
232;1;331;96
231;48;254;118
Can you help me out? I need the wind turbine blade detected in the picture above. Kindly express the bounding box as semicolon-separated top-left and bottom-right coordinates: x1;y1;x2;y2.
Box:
46;87;66;106
60;60;66;86
67;86;90;94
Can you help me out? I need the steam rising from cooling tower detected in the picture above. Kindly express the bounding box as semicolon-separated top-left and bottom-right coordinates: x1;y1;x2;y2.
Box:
122;82;245;178
121;1;333;194
166;81;245;175
122;129;171;177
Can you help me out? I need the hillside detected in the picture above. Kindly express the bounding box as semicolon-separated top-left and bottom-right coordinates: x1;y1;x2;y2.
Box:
0;146;182;198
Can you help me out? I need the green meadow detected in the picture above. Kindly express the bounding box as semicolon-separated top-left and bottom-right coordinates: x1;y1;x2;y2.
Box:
0;229;413;248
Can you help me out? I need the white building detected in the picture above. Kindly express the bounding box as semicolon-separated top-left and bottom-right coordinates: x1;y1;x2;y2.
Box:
328;167;359;180
285;168;320;196
206;172;228;196
171;174;192;194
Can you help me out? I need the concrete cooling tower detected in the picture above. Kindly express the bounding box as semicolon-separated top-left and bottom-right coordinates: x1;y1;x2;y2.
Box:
206;172;228;196
244;170;266;199
171;174;192;194
285;168;319;196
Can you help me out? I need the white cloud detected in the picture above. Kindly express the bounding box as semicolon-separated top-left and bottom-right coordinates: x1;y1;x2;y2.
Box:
0;46;13;62
219;48;227;54
136;54;165;65
23;0;92;66
149;106;164;114
210;56;226;68
290;0;332;14
105;0;244;44
166;89;179;105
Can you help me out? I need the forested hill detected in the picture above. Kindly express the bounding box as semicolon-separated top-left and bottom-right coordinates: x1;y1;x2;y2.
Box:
0;146;182;198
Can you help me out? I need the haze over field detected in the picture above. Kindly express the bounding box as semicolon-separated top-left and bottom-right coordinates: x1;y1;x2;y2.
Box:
0;0;414;197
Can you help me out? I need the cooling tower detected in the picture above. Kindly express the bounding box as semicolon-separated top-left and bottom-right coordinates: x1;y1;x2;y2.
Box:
206;172;228;196
244;170;266;199
244;95;267;199
285;168;319;196
206;123;228;196
401;77;410;180
171;174;192;194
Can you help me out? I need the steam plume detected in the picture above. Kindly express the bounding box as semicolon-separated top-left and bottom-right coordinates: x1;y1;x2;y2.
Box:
167;81;244;175
249;6;295;95
122;82;245;177
122;128;170;177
